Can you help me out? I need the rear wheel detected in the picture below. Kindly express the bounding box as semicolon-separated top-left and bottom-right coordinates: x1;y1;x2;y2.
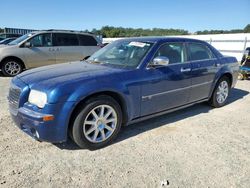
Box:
209;77;230;108
1;59;23;76
71;95;122;150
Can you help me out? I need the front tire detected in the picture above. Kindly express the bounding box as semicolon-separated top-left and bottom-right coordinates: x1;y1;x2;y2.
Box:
209;77;230;108
71;95;122;150
1;59;23;77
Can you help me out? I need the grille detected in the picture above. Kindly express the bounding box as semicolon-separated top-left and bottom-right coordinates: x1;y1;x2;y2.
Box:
8;85;21;113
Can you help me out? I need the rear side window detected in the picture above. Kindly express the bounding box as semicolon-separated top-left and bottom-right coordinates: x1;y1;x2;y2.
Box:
188;43;214;61
78;34;97;46
54;33;79;46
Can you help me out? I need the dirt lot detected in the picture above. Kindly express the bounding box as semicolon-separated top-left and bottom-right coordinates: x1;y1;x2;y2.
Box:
0;76;249;188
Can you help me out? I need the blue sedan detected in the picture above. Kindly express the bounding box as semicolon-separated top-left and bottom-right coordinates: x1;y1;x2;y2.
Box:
8;37;239;149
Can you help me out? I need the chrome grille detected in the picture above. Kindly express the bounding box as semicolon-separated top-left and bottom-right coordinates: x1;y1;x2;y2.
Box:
8;85;21;114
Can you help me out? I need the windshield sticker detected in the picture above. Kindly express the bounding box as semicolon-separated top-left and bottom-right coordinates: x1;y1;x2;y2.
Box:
129;42;147;48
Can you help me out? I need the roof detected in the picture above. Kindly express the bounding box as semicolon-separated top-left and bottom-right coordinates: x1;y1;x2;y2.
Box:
30;30;96;36
117;36;207;44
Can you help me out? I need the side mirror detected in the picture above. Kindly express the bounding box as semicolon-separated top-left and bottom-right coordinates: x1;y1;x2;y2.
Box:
24;42;31;48
151;56;170;67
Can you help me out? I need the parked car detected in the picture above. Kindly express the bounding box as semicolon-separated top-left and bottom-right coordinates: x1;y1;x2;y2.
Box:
0;33;22;41
0;37;17;45
8;37;239;149
0;30;102;76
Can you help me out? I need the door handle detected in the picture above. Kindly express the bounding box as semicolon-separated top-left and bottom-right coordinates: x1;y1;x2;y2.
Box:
49;48;55;51
180;67;191;72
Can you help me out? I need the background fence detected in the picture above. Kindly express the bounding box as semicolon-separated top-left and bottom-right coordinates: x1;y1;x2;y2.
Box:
4;27;36;35
103;33;250;61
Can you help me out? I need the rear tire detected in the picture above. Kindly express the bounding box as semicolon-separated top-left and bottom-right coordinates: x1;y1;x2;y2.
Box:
1;59;23;77
209;76;230;108
71;95;122;150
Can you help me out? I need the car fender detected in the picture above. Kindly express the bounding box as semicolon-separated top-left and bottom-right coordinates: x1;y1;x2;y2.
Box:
208;65;233;98
50;77;140;122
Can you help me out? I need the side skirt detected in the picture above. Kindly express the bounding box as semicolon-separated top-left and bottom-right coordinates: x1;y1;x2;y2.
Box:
127;98;209;125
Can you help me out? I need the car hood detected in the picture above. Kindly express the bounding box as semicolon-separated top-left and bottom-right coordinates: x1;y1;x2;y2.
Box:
17;61;126;89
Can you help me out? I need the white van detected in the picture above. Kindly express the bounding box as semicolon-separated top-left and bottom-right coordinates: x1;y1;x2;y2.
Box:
0;30;102;76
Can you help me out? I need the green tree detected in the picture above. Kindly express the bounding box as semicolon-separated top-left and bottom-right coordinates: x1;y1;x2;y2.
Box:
244;24;250;33
92;26;189;38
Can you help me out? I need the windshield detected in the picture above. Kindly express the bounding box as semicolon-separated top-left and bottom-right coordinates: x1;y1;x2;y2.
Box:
87;40;154;68
8;33;35;45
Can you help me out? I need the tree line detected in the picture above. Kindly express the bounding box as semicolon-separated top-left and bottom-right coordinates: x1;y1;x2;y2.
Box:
84;24;250;37
88;26;189;37
0;24;249;37
196;24;250;35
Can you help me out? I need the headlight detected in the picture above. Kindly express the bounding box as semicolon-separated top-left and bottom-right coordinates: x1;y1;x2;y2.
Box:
28;90;47;108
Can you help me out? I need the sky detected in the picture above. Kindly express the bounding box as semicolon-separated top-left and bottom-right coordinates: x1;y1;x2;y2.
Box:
1;0;249;33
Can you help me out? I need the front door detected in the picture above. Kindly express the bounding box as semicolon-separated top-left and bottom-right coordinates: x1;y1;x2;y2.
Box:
24;33;56;68
141;42;192;116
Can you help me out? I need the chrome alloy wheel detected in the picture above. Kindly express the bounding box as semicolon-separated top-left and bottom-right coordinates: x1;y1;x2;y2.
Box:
4;61;21;76
216;81;229;104
83;105;117;143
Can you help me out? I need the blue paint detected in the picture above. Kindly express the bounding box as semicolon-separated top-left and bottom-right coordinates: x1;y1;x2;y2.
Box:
9;37;239;143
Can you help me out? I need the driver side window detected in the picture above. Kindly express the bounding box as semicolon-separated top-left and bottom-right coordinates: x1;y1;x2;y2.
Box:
153;42;185;64
29;33;52;47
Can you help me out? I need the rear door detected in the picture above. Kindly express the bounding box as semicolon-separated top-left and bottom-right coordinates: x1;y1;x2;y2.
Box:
140;42;192;116
23;33;56;68
78;34;101;58
187;42;218;102
53;33;83;63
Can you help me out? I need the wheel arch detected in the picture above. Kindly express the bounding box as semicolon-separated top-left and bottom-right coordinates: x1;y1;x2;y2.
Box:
68;91;129;136
221;72;233;87
209;71;233;99
0;56;26;69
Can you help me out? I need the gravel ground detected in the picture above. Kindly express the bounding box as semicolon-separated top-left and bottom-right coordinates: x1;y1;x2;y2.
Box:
0;76;249;188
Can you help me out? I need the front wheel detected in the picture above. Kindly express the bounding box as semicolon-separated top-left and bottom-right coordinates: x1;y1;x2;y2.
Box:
1;59;23;77
209;77;230;108
71;95;122;150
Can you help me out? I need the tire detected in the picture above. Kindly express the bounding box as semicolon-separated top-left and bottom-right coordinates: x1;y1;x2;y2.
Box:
1;59;23;77
209;76;231;108
71;95;122;150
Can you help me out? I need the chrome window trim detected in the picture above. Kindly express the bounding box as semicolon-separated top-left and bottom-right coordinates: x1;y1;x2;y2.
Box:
146;43;218;70
142;80;213;100
147;57;218;68
185;58;217;63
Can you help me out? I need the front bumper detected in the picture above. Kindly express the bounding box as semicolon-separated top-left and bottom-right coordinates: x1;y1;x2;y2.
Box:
10;102;75;143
